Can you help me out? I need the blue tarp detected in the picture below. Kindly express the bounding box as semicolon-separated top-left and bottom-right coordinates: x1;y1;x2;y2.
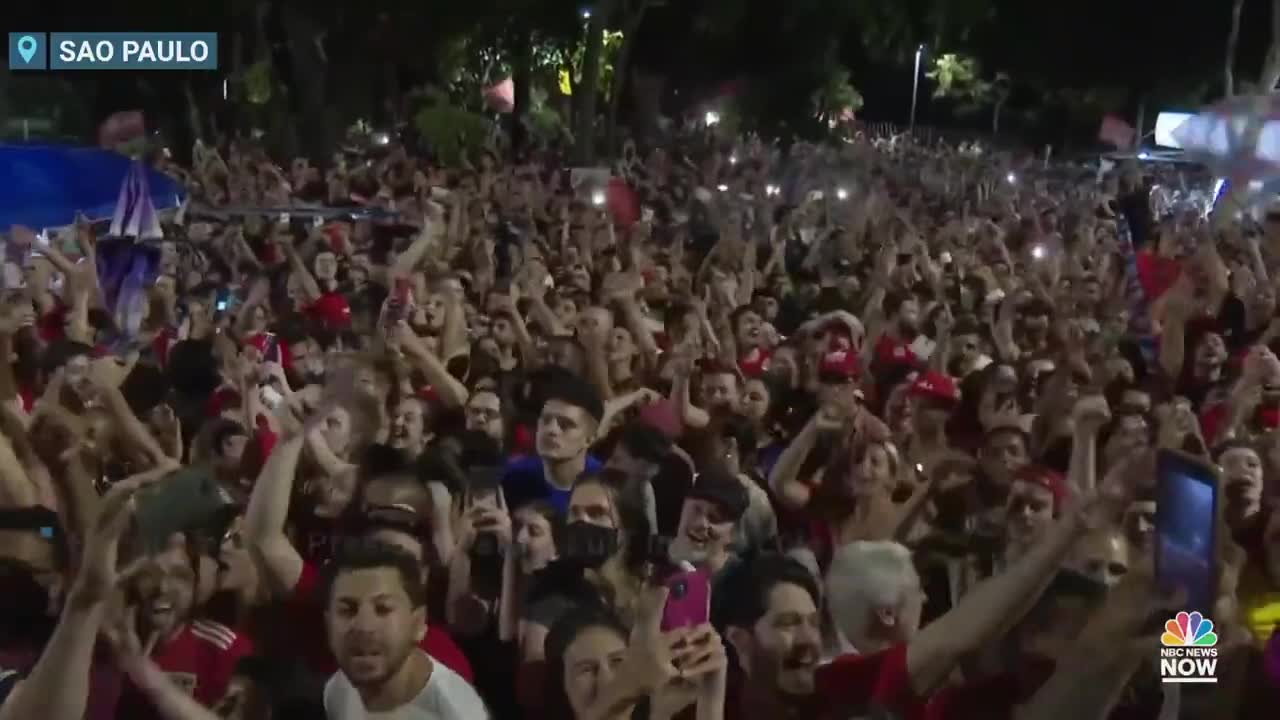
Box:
0;144;184;232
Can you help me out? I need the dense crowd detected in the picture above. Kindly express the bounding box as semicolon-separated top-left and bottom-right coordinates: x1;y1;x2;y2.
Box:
0;120;1278;720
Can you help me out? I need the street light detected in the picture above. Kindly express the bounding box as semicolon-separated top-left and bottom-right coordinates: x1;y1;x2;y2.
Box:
581;7;592;19
910;44;924;134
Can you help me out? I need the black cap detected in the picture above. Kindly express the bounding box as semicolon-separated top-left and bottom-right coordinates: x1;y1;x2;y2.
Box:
686;467;750;523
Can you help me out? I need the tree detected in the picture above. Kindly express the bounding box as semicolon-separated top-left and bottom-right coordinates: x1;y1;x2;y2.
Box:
1225;0;1245;96
811;67;864;126
573;1;610;163
605;0;660;156
926;53;1014;135
1263;0;1280;92
988;72;1010;135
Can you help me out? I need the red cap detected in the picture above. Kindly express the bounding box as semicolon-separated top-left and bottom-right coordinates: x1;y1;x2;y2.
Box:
1015;464;1068;510
818;347;862;381
307;292;352;329
910;370;960;404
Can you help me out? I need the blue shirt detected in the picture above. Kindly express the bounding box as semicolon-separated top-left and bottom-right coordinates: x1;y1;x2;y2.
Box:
502;454;603;514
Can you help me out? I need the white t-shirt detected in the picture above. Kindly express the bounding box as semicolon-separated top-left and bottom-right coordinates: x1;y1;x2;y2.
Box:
324;652;489;720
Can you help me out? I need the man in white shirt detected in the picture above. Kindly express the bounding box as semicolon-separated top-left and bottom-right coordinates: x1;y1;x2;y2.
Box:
321;540;488;719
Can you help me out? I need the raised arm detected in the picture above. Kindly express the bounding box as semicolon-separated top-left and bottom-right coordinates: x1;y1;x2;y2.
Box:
283;239;323;304
767;418;822;512
396;322;469;409
903;454;1131;696
244;425;306;592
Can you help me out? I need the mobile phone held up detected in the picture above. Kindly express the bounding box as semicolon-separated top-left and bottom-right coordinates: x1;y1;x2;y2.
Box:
261;332;282;365
1155;449;1220;613
660;568;711;632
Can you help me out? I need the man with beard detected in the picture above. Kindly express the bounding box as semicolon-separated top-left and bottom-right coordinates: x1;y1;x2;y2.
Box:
116;529;255;717
1015;298;1053;359
718;468;1131;720
669;467;749;582
247;421;475;685
873;292;924;371
699;362;743;418
321;541;488;719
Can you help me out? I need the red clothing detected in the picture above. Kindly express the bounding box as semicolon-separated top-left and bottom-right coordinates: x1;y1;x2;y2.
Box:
730;644;920;720
37;306;67;342
1135;251;1180;301
874;334;920;369
290;560;474;683
118;620;253;717
306;291;352;329
917;656;1054;720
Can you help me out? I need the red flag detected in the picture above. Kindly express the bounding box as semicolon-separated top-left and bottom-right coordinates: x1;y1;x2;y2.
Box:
98;110;146;149
606;177;640;228
1099;114;1136;150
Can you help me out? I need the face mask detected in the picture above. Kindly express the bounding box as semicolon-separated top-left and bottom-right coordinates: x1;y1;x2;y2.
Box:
560;521;619;570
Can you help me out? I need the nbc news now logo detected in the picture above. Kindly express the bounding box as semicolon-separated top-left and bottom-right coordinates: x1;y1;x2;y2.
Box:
1159;611;1218;684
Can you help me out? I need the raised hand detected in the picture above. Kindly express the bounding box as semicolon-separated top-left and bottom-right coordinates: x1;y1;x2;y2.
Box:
1071;394;1112;437
70;475;157;609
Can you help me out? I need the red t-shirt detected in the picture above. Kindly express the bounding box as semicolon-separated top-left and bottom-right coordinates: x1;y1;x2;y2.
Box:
291;560;474;683
1136;251;1181;301
117;620;253;717
874;334;920;370
730;644;919;720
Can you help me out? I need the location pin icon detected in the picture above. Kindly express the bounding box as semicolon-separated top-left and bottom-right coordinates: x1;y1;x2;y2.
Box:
17;36;37;64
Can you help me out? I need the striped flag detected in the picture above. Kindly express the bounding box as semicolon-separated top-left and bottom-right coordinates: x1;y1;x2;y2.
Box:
109;160;164;240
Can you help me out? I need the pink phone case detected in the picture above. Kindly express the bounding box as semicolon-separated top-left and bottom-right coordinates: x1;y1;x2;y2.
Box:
661;569;711;632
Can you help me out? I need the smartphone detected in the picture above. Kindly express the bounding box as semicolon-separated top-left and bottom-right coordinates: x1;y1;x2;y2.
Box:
215;288;231;313
660;568;711;632
1155;449;1220;613
262;332;281;364
467;470;504;599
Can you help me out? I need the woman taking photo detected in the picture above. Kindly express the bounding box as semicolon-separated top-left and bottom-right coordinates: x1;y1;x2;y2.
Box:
545;593;727;720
